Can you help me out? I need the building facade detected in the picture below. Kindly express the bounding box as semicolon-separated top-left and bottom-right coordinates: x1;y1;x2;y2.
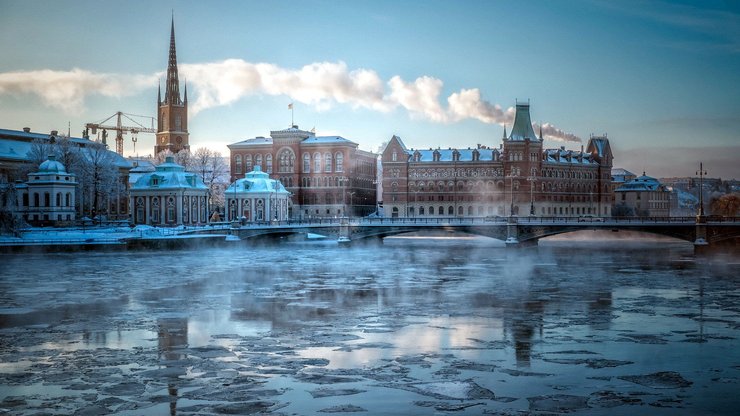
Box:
129;157;209;226
13;155;78;225
225;166;291;223
0;128;131;221
614;173;670;217
228;126;377;218
154;18;190;155
381;103;614;218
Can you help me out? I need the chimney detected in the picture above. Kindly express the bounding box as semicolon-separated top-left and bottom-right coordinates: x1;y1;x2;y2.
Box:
22;127;30;133
51;130;58;136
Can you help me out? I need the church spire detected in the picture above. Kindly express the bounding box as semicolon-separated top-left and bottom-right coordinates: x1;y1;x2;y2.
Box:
164;16;181;105
503;125;507;139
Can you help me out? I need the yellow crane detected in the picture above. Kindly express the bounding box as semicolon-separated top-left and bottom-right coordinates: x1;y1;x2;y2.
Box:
85;111;156;156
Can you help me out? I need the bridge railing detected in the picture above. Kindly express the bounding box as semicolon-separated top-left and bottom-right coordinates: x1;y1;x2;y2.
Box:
219;215;739;230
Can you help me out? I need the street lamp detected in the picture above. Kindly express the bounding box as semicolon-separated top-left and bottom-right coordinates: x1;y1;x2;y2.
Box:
696;162;707;219
527;176;536;216
348;191;355;217
509;172;517;217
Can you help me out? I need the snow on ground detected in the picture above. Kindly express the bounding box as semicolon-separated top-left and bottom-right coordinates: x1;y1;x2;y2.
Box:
0;224;226;245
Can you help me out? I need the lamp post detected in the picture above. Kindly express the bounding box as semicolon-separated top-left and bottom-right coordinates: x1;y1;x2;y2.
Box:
509;173;517;217
696;162;707;219
527;176;536;216
348;191;355;217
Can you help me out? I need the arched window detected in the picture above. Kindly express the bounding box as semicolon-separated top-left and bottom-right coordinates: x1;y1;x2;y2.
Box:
438;206;444;215
56;193;61;207
314;152;321;173
324;153;332;173
33;193;39;207
255;154;263;170
245;154;253;172
266;154;273;173
335;152;343;172
235;155;242;173
44;192;50;207
448;206;454;215
278;149;294;173
429;206;434;216
175;115;182;131
419;206;425;215
303;153;310;173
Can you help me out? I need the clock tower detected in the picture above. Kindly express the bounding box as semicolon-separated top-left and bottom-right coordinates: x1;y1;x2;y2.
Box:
155;17;190;155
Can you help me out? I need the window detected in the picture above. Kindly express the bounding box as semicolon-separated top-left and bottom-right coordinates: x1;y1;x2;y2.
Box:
324;153;332;172
175;115;182;131
235;155;242;173
56;193;61;207
245;155;253;172
255;154;263;170
392;151;397;162
303;153;310;173
314;152;321;173
33;193;39;207
335;152;343;172
44;192;50;207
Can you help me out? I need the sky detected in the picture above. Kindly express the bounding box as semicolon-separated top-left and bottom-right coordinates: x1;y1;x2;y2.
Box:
0;0;739;179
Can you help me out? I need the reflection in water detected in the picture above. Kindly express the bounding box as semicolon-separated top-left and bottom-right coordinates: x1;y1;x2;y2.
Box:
0;240;738;415
158;318;188;416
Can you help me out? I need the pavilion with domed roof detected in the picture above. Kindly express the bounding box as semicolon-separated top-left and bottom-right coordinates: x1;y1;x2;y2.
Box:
18;155;78;225
225;165;291;223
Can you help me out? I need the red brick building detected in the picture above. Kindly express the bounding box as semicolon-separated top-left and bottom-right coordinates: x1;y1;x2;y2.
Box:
228;126;377;219
381;103;613;218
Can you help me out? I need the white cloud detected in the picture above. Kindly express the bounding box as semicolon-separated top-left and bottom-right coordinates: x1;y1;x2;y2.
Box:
0;68;156;114
0;59;580;142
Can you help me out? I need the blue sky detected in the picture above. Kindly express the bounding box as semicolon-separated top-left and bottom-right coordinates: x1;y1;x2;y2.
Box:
1;0;738;178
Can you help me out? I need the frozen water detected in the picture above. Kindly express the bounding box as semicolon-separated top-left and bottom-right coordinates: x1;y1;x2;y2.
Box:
0;240;738;415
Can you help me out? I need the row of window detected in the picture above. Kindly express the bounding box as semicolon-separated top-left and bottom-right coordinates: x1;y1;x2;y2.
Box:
234;151;345;174
21;192;73;208
397;204;604;217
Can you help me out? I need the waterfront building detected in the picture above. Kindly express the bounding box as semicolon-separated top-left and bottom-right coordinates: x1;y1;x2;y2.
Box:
154;18;190;156
224;166;291;222
0;128;132;220
13;155;78;225
228;126;377;219
380;102;613;218
614;172;671;217
129;156;209;226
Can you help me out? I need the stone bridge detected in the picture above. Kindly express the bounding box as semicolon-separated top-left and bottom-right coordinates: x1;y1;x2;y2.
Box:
203;216;740;248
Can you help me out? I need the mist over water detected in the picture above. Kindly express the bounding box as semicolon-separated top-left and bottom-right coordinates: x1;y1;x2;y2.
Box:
0;238;738;415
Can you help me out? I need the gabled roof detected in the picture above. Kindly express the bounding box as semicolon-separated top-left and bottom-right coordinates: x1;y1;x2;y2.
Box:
543;148;597;165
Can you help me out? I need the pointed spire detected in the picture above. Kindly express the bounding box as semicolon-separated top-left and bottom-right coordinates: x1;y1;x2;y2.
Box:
164;15;181;105
539;124;543;140
183;81;187;104
157;80;161;105
503;125;507;139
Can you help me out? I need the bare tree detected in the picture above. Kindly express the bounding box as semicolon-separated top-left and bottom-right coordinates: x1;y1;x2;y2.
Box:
190;147;228;211
155;149;191;169
80;143;120;220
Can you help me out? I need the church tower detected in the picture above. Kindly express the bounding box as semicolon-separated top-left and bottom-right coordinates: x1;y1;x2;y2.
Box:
155;17;190;155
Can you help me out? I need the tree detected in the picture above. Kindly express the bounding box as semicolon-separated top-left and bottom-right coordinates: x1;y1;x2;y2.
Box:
155;149;191;170
710;193;740;217
80;143;120;220
190;147;228;212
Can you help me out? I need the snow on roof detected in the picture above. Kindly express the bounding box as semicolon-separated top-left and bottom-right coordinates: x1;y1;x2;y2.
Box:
225;166;290;195
302;135;357;146
228;137;274;147
131;157;207;191
406;148;498;162
543;148;596;165
615;174;666;192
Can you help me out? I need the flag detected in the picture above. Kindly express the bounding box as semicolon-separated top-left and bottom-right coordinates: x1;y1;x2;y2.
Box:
288;103;293;110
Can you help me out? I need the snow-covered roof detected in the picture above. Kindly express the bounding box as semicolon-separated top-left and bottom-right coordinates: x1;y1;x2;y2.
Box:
0;128;132;169
36;155;67;174
228;137;274;148
406;147;499;162
611;168;635;177
225;166;290;195
543;148;597;165
615;173;666;192
302;135;357;146
131;156;207;191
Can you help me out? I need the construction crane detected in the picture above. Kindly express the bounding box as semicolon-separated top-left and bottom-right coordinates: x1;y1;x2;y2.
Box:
85;111;157;156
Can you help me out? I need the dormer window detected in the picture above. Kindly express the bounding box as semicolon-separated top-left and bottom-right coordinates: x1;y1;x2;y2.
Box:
433;150;441;162
151;177;159;186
